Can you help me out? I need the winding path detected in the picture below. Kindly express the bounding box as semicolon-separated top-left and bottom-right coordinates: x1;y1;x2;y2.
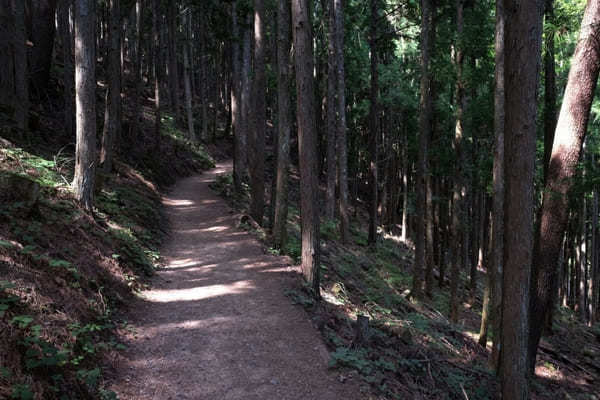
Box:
110;162;360;399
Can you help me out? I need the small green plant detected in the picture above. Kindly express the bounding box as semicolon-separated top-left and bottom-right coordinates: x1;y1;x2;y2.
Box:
284;289;315;308
329;347;373;374
10;383;33;400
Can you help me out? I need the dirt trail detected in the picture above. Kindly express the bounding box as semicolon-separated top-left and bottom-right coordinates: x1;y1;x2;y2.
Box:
110;162;361;400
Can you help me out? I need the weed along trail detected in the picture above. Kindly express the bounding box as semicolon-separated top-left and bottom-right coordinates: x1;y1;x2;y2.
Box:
110;161;360;400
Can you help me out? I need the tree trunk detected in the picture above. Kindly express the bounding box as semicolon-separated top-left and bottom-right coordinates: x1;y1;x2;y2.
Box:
273;0;292;251
152;0;161;147
412;0;434;299
502;0;544;396
489;0;504;372
183;8;195;140
529;0;600;373
72;0;97;211
231;1;244;193
100;0;121;173
450;0;465;323
11;0;28;134
58;0;75;139
132;0;142;140
367;0;378;246
29;0;57;95
240;12;252;182
334;0;349;243
592;177;599;324
250;0;266;226
167;0;180;123
292;0;321;298
325;0;336;221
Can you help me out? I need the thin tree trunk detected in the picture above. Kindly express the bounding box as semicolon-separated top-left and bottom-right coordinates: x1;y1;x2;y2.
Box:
292;0;321;298
72;0;97;211
529;0;600;373
183;8;195;140
152;0;161;147
401;124;409;242
58;0;75;138
132;0;142;140
334;0;349;243
273;0;292;250
325;0;336;221
412;0;434;298
593;175;599;324
489;0;504;372
250;0;266;225
367;0;378;246
543;0;557;184
167;0;180;123
231;1;244;193
240;12;252;182
100;0;121;173
501;0;544;395
11;0;27;134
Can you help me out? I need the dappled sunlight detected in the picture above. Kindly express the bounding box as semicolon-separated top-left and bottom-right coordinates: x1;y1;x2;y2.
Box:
142;280;255;302
163;198;194;207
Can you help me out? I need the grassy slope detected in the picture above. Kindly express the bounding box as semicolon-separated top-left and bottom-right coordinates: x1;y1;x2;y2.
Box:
0;109;213;399
212;169;600;400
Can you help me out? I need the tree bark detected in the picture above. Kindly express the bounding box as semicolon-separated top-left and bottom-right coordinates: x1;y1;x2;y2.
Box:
29;0;57;95
183;8;195;140
231;0;244;193
167;0;180;123
412;0;434;299
325;0;336;221
100;0;121;173
367;0;378;246
11;0;28;134
273;0;292;251
240;11;252;182
543;0;557;184
334;0;349;243
131;0;142;140
529;0;600;373
72;0;97;211
250;0;266;226
58;0;75;139
292;0;321;298
502;0;544;396
152;0;161;147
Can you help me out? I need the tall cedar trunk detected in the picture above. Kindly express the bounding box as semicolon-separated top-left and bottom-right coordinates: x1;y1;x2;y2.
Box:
450;0;465;323
240;12;252;182
580;195;587;321
11;0;28;134
489;0;504;371
58;0;75;138
528;0;600;373
367;0;378;245
292;0;321;298
167;0;180;122
273;0;292;250
250;0;266;225
100;0;121;173
183;8;195;140
72;0;97;211
152;0;161;147
401;124;409;242
502;0;543;395
479;208;493;346
543;0;557;184
232;1;245;192
0;1;14;108
325;0;336;221
592;183;599;323
412;0;434;298
29;0;57;95
334;0;349;243
199;11;208;141
132;0;142;139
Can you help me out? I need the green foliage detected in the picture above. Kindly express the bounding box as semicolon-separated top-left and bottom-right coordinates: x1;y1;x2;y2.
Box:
321;220;340;241
10;384;33;400
284;289;315;308
329;347;373;374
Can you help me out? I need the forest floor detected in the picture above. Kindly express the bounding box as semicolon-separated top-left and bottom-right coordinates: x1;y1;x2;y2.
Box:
108;161;365;400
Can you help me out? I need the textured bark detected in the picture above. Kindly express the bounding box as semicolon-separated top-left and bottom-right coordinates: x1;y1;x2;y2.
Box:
231;1;244;192
367;0;378;246
167;0;180;122
58;0;75;138
183;8;195;140
100;0;121;173
489;0;504;372
72;0;97;211
131;0;142;139
450;0;465;323
152;0;161;146
543;0;557;184
401;125;409;242
529;0;600;373
250;0;266;226
334;0;349;243
325;0;336;221
240;12;252;182
11;0;28;133
273;0;292;251
592;183;598;324
412;0;434;298
0;0;14;108
292;0;321;298
502;0;544;395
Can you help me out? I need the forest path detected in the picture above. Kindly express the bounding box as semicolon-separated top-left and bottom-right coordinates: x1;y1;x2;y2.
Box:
110;161;360;400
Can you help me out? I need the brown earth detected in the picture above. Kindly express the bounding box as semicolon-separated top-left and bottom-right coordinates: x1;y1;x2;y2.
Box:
109;161;363;400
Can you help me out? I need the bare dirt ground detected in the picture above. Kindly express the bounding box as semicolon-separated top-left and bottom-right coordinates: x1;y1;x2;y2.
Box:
109;162;362;399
